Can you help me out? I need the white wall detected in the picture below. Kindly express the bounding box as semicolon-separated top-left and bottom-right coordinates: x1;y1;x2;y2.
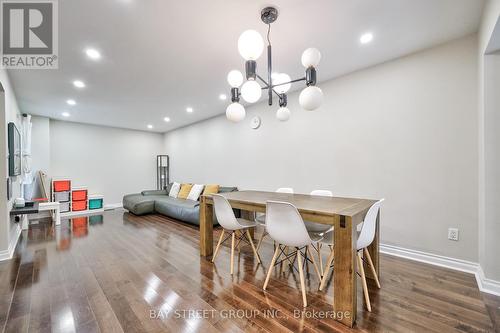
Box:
30;116;50;199
45;119;164;205
483;52;500;280
478;0;500;282
164;35;479;262
0;69;23;260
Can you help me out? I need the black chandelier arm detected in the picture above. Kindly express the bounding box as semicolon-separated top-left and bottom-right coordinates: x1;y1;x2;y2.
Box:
256;74;270;88
271;77;307;89
256;75;307;90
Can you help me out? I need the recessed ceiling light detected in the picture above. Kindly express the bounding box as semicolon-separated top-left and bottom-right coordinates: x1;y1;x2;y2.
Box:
85;48;101;60
219;94;227;101
186;107;193;113
62;112;70;117
73;80;85;88
147;124;153;129
360;32;374;44
164;117;171;122
66;99;76;106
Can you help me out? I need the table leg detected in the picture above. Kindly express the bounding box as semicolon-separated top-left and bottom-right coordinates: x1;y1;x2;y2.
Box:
200;198;213;257
333;215;357;327
241;210;255;238
21;215;29;230
55;207;61;226
365;210;380;281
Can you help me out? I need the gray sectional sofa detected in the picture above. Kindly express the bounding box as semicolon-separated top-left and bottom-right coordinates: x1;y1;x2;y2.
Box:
122;186;238;226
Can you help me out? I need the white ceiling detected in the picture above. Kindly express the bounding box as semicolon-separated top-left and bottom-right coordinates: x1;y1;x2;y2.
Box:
7;0;484;133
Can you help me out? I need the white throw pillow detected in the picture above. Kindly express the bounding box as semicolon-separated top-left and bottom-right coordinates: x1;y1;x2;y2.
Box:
169;182;181;198
187;184;205;201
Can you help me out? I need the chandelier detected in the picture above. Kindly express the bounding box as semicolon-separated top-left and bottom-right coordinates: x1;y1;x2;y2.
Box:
226;6;324;123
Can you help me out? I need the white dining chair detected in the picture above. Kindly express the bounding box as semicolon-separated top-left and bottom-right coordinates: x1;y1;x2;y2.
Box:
255;187;294;251
304;190;334;234
318;199;384;312
263;201;322;307
211;194;261;275
304;190;334;275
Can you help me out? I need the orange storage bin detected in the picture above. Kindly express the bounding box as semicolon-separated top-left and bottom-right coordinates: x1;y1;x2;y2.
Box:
72;189;87;201
53;180;70;192
72;200;87;211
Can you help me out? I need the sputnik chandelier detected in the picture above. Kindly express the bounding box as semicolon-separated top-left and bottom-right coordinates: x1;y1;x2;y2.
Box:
226;6;324;123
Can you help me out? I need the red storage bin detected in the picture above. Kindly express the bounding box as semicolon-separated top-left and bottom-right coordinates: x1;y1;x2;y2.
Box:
53;180;70;192
72;200;87;211
72;189;87;201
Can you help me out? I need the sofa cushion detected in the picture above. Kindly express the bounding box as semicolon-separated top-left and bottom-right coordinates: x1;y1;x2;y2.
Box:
219;186;238;193
178;183;193;199
123;193;157;215
203;184;219;195
169;182;181;198
154;197;200;222
187;184;204;201
141;189;168;196
155;196;200;208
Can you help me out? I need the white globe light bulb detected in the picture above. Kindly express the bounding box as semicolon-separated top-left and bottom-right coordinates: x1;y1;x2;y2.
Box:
226;103;246;122
273;73;291;94
301;48;321;68
276;107;291;121
241;80;262;103
227;70;243;88
299;86;324;111
238;30;264;60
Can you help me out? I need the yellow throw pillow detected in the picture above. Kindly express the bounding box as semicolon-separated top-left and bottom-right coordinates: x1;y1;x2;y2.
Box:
203;184;219;195
177;183;193;199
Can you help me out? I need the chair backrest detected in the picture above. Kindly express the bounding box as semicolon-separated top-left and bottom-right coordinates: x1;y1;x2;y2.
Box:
357;199;384;250
212;194;241;230
266;201;312;247
310;189;333;197
276;187;294;193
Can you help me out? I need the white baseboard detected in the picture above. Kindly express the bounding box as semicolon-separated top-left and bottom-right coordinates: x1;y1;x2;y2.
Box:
0;224;22;261
381;243;500;296
104;203;122;210
476;265;500;296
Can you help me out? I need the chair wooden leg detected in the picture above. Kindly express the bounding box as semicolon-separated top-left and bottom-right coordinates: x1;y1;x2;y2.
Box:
307;246;322;281
364;248;381;288
318;243;323;276
297;249;307;307
236;230;241;253
319;248;335;291
246;229;261;263
357;251;371;312
263;245;281;290
212;230;225;263
230;232;236;275
256;230;267;252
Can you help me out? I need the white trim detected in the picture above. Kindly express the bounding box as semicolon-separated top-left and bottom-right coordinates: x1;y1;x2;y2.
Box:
380;244;479;273
0;225;21;261
61;208;104;218
104;203;122;210
381;243;500;296
476;265;500;296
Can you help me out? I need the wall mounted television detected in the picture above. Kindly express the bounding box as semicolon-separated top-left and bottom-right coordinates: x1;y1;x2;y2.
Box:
8;122;21;177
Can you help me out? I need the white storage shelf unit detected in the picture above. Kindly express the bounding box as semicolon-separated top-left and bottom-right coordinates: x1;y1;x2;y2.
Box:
52;178;104;217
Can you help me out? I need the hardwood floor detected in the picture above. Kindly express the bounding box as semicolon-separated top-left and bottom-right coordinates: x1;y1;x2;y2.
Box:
0;210;498;333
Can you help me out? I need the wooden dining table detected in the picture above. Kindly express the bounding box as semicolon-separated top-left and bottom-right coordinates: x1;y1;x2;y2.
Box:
199;190;380;328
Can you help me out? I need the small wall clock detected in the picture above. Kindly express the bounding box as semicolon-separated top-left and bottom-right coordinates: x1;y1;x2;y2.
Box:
250;116;261;129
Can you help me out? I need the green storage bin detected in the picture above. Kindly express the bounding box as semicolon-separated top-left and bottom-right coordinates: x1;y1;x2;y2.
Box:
89;198;103;210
